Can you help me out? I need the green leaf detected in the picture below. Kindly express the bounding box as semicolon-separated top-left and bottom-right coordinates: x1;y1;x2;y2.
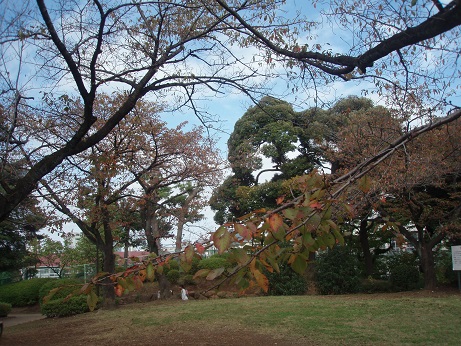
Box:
290;254;308;275
282;208;297;220
302;232;315;247
212;226;232;254
206;267;225;280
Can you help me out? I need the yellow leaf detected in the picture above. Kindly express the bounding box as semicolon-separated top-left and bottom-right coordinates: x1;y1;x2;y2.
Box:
87;290;98;312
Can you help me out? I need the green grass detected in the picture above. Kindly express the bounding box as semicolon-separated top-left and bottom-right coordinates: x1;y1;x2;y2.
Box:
104;295;461;345
6;294;461;345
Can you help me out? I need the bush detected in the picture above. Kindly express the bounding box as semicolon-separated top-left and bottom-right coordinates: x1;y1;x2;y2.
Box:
0;302;12;317
0;278;54;306
361;278;393;293
41;295;91;318
266;265;307;296
38;279;83;305
390;264;420;291
435;249;457;285
315;246;362;295
197;255;231;271
179;274;196;286
166;269;180;284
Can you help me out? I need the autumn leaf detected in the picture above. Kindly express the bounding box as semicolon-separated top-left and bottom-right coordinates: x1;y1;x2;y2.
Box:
358;175;372;193
87;290;98;312
138;269;147;282
193;269;211;279
253;269;269;293
195;243;205;254
206;267;225;281
184;245;194;263
267;213;286;241
115;284;124;297
234;223;250;241
309;200;323;210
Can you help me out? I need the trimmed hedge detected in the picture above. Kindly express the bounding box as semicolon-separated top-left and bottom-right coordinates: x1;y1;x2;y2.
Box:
0;278;54;306
0;302;12;317
197;255;231;271
41;295;91;318
39;279;83;305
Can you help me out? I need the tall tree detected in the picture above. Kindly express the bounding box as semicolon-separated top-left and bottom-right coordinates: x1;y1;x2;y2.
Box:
2;1;461;223
0;0;285;221
211;96;329;224
328;97;461;289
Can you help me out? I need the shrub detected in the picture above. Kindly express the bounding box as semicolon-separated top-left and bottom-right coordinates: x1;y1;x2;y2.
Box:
179;274;196;286
435;249;457;285
361;278;393;293
0;302;12;317
315;246;362;295
41;295;91;318
166;269;180;284
266;265;307;296
197;255;231;271
0;278;54;306
39;279;83;305
390;264;420;291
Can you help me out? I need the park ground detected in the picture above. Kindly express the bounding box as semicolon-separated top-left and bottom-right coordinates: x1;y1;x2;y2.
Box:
1;285;460;346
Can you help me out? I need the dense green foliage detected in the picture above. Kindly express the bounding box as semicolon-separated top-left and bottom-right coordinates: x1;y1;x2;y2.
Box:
210;96;328;224
435;248;458;285
166;269;181;284
41;295;91;318
0;278;53;306
315;246;362;295
0;301;12;317
390;264;421;291
178;274;196;286
197;255;232;271
266;265;307;296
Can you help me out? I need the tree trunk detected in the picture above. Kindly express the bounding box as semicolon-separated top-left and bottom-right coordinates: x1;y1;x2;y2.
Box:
102;244;116;307
101;209;116;308
421;243;437;290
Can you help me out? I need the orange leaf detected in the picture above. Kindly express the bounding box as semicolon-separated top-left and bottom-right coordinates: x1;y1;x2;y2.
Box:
195;243;205;254
253;269;269;293
276;196;285;205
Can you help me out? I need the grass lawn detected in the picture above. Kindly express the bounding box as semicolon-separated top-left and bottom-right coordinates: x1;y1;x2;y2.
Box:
3;292;461;345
